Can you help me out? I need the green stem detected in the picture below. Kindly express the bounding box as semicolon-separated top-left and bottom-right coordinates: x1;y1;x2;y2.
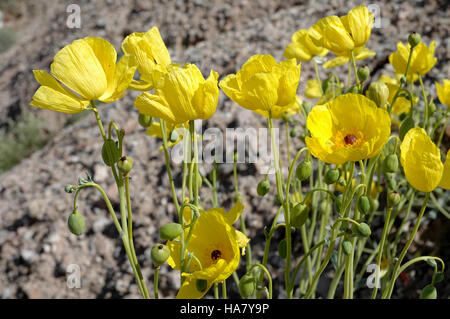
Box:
154;267;159;299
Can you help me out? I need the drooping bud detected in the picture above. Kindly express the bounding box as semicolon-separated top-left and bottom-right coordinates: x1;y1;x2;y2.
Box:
151;244;170;267
68;210;86;236
368;81;389;107
290;129;297;138
159;223;184;241
138;114;153;128
370;198;379;213
238;274;256;298
117;156;133;174
278;239;287;259
355;222;371;237
291;203;308;229
357;66;370;82
325;169;340;184
101;139;121;167
65;184;75;193
342;240;353;255
296;160;312;182
302;102;311;114
408;32;421;48
419;284;437;299
257;180;270;197
358;196;370;215
335;194;344;213
387;192;401;207
383;154;399;173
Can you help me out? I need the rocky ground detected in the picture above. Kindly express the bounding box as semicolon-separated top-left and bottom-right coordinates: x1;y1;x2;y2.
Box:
0;0;449;299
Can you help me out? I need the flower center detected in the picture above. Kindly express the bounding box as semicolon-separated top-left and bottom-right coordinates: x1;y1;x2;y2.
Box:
344;134;357;145
211;249;222;261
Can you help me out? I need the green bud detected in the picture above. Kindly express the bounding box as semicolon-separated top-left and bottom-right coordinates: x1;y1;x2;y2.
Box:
282;112;292;123
278;239;287;259
428;100;436;114
68;210;86;236
138;114;153;128
357;66;370;82
420;284;437;299
383;154;399;173
196;279;208;293
388;192;401;207
358;196;371;215
368;81;389;107
370;198;379;213
65;184;74;193
169;130;179;143
234;194;243;203
291;203;308;229
356;222;371;237
342;240;353;255
257;180;270;196
117;156;133;174
408;32;421;48
338;178;347;187
151;244;170;267
101;139;121;167
296;160;312;182
238;274;256;298
335;194;344;212
349;85;359;94
159;223;184;241
319;201;331;215
302;102;311;114
290;129;297;138
399;115;415;140
386;173;397;190
325;169;340;184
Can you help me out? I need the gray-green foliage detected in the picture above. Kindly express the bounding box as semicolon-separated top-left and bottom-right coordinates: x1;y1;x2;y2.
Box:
0;112;46;173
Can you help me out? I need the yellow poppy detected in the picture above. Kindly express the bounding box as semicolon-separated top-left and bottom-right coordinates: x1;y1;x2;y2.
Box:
306;93;391;164
31;37;137;113
219;54;301;112
122;26;171;91
134;63;219;125
253;96;302;119
323;46;375;69
379;75;415;116
284;29;328;62
439;150;450;189
436;79;450;106
389;41;437;82
400;127;446;192
167;203;249;299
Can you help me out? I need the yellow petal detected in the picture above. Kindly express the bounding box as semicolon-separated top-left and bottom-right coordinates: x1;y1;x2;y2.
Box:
99;54;137;103
436;79;450;106
438;150;450;189
192;70;219;120
30;85;89;114
341;5;373;47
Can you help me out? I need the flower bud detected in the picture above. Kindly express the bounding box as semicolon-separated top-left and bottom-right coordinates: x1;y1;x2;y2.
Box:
387;192;401;207
358;196;370;215
370;198;379;213
102;139;120;167
138;114;153;128
420;284;437;299
302;102;311;114
386;172;397;190
68;210;85;236
349;85;359;94
196;279;208;292
408;32;421;48
296;160;312;182
357;66;370;82
335;194;344;212
65;184;75;193
282;112;292;123
325;169;340;184
399;115;415;141
169;130;179;143
117;156;133;174
290;129;297;138
238;274;256;298
278;239;287;259
257;180;270;196
234;194;243;203
342;240;353;255
383;154;399;173
368;81;389;107
319;201;331;215
356;222;371;237
338;178;347;187
428;100;436;114
151;244;170;267
291;203;308;229
159;223;183;241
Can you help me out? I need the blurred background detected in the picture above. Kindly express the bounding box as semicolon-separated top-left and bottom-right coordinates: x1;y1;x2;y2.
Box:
0;0;448;298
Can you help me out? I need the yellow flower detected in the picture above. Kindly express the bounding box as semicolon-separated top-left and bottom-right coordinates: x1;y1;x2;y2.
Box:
389;41;437;82
379;75;414;116
309;6;373;57
436;79;450;106
167;203;249;299
122;26;171;91
134;63;219;125
306;93;391;164
305;79;322;99
400;127;449;192
323;46;375;69
30;37;137;113
219;54;301;112
284;29;328;62
253;96;302;119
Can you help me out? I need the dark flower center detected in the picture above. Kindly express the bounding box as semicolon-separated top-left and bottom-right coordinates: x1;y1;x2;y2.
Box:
344;134;357;145
211;250;222;261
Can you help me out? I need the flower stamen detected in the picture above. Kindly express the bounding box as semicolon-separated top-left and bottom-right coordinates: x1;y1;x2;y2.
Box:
344;134;357;145
211;249;222;261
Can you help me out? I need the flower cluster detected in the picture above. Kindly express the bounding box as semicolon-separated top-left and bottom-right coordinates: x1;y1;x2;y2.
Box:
31;4;448;300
